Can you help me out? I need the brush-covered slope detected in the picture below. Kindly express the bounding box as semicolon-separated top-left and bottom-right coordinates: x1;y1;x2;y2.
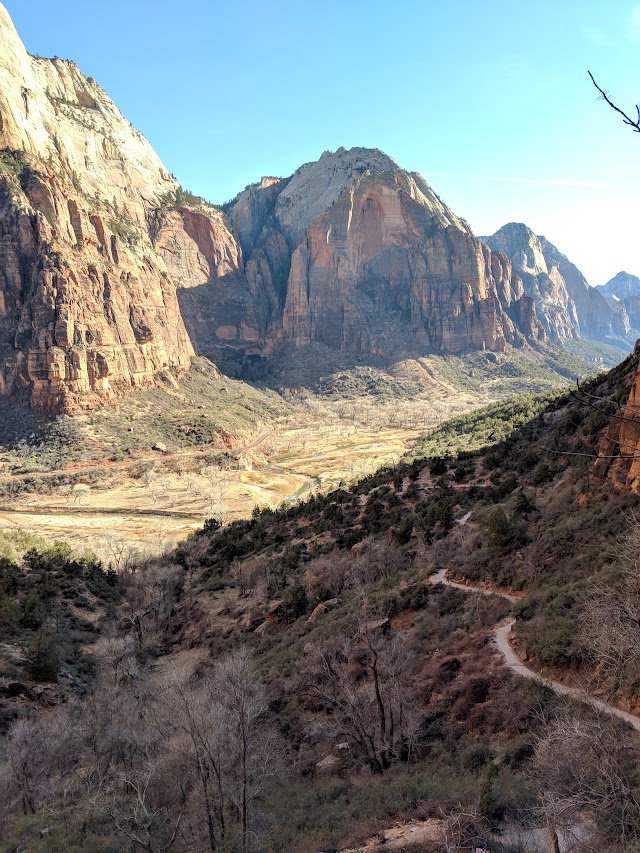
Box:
4;348;640;852
0;3;245;412
594;339;640;492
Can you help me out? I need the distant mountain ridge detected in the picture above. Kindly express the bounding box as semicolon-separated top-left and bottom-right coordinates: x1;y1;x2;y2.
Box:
596;271;640;304
480;222;634;344
0;2;634;412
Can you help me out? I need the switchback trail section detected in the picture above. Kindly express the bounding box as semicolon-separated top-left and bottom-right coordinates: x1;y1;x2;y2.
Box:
429;568;640;733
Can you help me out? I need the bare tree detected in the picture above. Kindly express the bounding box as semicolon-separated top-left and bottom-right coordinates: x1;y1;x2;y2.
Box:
143;471;163;503
160;648;276;852
83;677;159;784
104;533;137;572
201;465;227;524
120;561;184;653
581;513;640;696
303;625;418;774
533;709;640;849
0;711;78;818
214;650;275;852
97;762;183;853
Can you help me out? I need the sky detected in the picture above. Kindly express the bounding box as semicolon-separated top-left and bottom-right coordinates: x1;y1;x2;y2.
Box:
4;0;640;285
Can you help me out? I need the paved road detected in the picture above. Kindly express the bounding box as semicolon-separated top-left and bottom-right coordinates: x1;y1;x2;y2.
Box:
429;568;640;733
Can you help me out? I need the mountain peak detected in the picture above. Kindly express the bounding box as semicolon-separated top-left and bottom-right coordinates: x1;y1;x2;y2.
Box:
481;222;548;277
318;146;400;171
274;147;465;247
482;222;617;343
596;271;640;302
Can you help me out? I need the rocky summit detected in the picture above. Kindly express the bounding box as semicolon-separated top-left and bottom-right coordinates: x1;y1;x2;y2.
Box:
480;222;626;342
596;270;640;304
221;148;543;360
171;148;548;372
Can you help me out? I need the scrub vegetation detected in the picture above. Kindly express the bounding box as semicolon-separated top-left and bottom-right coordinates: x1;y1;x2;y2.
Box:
1;350;640;851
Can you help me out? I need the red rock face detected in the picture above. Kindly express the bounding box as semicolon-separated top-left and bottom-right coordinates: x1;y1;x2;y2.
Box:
595;343;640;492
0;5;199;411
0;0;546;410
270;163;543;356
0;171;194;412
153;207;242;288
207;148;545;366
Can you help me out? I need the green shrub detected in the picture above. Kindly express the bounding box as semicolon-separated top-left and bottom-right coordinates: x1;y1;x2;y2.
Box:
25;628;60;681
487;508;526;551
20;589;46;630
429;457;447;476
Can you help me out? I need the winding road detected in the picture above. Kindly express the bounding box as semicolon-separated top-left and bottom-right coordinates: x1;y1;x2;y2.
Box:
429;568;640;733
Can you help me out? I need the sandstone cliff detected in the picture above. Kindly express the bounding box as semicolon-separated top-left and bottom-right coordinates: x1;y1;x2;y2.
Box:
594;342;640;491
481;222;614;343
594;272;640;340
0;3;233;411
214;148;544;364
0;5;551;410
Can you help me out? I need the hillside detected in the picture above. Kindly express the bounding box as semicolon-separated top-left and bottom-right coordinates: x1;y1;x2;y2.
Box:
2;347;640;851
2;4;640;852
0;341;610;563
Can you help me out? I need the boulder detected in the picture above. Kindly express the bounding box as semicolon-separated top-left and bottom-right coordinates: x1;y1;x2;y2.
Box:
307;598;338;622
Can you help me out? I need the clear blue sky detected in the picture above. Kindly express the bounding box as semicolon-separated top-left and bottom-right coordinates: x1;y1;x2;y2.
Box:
5;0;640;284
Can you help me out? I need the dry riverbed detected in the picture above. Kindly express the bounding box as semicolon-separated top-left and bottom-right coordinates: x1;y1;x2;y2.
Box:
0;423;422;564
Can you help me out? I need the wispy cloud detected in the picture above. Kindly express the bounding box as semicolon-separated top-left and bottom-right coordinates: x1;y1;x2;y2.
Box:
423;173;604;188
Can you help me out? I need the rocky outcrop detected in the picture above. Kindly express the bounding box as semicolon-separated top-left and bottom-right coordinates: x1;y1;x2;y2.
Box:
596;271;640;305
0;3;206;410
211;148;545;362
481;223;613;343
593;273;640;341
595;343;640;491
153;206;241;288
0;5;551;409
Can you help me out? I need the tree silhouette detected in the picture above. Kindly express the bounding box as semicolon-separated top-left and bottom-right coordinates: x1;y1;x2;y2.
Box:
589;71;640;134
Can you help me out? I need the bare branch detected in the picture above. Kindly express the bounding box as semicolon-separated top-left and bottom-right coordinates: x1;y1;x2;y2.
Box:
551;436;640;460
589;71;640;133
570;382;640;424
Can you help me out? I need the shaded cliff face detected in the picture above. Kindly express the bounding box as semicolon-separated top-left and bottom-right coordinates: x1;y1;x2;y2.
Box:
0;3;224;411
217;148;544;362
592;273;640;340
481;223;613;343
